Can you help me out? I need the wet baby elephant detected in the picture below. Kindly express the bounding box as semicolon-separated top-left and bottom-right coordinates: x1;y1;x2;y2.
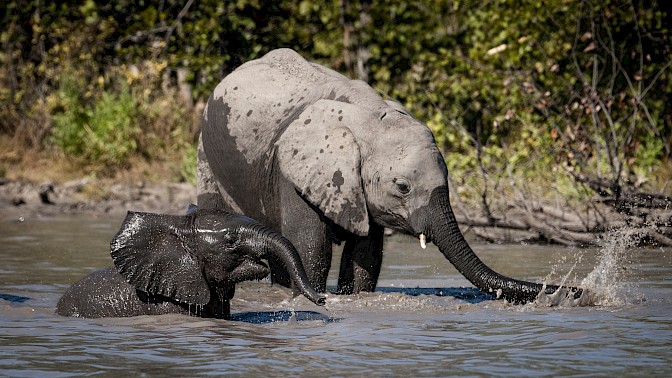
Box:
56;208;325;319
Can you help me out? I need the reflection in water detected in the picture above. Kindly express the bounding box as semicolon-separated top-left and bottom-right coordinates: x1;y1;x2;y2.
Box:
230;310;338;324
1;215;671;376
0;293;30;303
376;286;492;303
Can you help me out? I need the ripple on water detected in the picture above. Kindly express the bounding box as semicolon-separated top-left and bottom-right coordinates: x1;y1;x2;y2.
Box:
1;217;671;376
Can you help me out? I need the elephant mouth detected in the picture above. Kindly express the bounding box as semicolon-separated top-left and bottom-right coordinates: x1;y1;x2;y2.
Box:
230;259;271;283
416;232;432;249
376;212;431;249
377;215;430;249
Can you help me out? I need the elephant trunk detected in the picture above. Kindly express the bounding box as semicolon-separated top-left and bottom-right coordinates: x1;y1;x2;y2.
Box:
420;187;581;304
250;225;326;306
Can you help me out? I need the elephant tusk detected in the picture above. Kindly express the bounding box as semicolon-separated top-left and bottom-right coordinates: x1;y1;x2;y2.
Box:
419;233;427;249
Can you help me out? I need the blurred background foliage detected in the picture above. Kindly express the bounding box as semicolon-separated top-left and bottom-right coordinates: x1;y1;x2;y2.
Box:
1;0;670;200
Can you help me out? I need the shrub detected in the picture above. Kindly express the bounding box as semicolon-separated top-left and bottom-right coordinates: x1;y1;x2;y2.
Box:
50;76;139;169
179;143;198;184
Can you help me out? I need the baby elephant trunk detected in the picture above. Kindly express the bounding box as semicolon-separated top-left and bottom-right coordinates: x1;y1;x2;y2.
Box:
254;226;326;306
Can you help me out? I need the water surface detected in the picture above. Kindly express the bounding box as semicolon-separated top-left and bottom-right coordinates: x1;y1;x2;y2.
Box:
1;214;671;376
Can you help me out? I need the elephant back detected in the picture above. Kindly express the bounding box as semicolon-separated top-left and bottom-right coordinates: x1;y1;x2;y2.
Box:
200;49;346;219
204;49;341;160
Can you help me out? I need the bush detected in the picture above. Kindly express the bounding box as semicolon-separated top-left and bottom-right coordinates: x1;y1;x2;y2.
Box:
50;76;139;169
179;143;198;184
1;0;669;195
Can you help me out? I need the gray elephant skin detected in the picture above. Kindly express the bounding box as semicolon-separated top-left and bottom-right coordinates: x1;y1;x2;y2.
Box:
198;48;581;303
56;208;325;318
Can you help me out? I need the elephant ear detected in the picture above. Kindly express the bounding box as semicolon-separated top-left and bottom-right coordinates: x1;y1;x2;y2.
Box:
110;211;210;305
276;99;370;236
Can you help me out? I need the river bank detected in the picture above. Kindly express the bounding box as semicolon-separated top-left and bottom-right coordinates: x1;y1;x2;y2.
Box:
0;178;195;219
2;174;671;247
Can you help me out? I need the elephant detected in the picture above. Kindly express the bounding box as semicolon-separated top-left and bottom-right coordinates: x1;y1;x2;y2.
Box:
197;48;582;304
56;207;326;318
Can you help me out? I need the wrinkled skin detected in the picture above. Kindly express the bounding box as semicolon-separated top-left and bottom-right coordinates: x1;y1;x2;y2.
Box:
198;48;582;303
56;208;325;319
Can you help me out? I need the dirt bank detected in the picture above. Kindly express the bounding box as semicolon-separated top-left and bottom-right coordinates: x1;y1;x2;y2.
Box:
3;176;670;247
0;178;196;219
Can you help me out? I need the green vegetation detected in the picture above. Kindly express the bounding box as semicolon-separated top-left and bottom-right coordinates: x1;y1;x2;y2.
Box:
50;76;138;168
1;0;670;202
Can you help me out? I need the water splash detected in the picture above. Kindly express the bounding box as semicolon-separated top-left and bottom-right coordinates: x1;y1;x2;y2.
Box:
579;228;641;306
533;227;642;307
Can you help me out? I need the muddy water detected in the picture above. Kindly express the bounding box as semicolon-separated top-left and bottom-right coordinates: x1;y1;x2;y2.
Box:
1;214;671;376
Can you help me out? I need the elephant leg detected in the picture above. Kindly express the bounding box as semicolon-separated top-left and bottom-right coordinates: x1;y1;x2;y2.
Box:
337;246;355;294
197;134;242;212
279;178;332;293
337;224;384;294
197;135;225;208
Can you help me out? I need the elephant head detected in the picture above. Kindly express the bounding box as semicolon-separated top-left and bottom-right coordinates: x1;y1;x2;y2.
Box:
276;98;581;303
110;208;326;308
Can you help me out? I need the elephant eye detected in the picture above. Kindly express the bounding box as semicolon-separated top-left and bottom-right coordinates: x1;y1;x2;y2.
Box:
220;232;238;248
393;178;411;195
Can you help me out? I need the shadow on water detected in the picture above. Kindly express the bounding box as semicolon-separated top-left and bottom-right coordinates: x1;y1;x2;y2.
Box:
229;310;339;324
374;286;493;304
0;286;490;311
0;292;340;324
0;293;31;303
229;287;492;324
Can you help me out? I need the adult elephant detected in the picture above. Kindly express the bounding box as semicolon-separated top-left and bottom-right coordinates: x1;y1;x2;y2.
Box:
198;48;581;303
56;207;325;318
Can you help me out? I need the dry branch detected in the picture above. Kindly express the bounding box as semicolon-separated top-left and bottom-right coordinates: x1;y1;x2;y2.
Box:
453;192;672;247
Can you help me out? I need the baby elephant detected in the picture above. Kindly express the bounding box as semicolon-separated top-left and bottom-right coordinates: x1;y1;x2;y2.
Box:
56;208;326;319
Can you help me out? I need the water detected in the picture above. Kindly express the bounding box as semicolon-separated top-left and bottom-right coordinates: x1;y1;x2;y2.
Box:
1;214;671;376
